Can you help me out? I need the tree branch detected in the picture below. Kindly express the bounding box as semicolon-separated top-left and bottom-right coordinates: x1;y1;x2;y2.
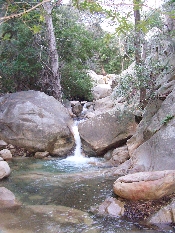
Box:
0;0;50;24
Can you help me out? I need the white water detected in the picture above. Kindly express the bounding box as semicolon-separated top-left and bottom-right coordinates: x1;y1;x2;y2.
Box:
65;120;97;164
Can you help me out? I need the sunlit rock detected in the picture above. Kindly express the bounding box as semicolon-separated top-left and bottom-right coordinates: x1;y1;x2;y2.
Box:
113;170;175;200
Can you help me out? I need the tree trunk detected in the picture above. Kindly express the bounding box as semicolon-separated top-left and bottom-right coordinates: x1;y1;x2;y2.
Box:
43;1;62;101
133;0;147;109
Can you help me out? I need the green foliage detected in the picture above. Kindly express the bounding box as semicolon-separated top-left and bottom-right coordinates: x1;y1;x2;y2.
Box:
53;6;97;64
52;6;98;100
61;63;93;101
162;115;174;125
97;35;123;74
0;18;43;93
116;54;173;102
72;0;103;13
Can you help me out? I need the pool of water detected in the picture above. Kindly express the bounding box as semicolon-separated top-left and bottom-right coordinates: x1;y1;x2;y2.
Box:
0;157;174;233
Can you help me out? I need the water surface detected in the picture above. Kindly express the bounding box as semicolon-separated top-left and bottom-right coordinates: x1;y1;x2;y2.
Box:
0;157;174;233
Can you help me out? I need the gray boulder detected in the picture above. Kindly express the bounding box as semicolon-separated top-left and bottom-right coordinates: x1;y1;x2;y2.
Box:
0;91;74;156
78;110;137;156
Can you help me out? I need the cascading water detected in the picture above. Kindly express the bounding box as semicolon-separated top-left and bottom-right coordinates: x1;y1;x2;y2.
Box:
64;120;94;164
72;121;83;158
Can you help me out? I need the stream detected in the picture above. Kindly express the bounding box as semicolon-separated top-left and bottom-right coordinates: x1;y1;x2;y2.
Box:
0;121;174;233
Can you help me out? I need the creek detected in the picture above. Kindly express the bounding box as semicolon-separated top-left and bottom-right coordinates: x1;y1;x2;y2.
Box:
0;121;174;233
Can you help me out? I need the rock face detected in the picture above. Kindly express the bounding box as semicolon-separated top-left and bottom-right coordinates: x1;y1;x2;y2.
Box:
0;161;11;179
0;91;74;156
113;170;175;200
78;110;137;156
128;86;175;172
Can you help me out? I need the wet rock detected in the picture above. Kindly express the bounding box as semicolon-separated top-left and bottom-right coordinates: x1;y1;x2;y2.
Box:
71;101;83;117
0;161;11;179
0;187;19;208
34;151;49;159
0;149;12;160
29;205;93;225
97;197;125;217
113;170;175;200
104;150;113;160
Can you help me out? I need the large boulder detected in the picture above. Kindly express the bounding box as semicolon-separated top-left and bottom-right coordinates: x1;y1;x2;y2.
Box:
113;170;175;200
0;161;11;179
78;110;137;156
0;91;74;156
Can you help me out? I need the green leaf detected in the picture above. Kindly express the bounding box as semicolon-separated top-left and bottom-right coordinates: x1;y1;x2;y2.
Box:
31;25;41;34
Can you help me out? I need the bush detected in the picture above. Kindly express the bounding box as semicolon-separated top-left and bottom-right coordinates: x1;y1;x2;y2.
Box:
61;63;93;101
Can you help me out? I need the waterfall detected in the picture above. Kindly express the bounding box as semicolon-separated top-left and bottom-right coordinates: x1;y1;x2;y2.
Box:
65;120;87;163
72;121;82;158
64;103;98;164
